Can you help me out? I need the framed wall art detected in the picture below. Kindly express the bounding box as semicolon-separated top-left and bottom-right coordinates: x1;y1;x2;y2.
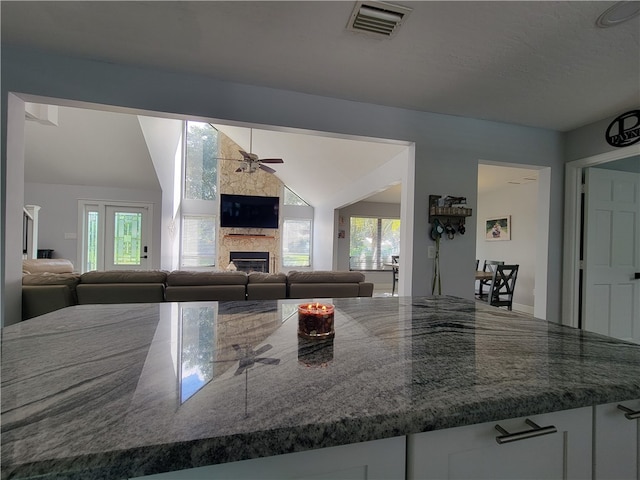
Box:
485;216;511;241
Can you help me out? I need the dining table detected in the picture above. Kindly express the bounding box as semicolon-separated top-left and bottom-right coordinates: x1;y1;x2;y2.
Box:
475;270;494;281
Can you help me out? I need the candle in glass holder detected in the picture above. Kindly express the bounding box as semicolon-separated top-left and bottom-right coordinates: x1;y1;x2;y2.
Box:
298;302;335;339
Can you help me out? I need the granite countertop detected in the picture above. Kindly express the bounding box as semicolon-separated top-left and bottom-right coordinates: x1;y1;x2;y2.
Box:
2;296;640;479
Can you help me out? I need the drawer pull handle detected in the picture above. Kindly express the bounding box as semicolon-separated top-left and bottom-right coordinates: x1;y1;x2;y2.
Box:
617;404;640;420
495;419;557;444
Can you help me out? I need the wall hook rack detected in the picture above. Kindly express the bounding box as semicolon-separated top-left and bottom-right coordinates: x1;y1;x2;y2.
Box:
429;195;473;240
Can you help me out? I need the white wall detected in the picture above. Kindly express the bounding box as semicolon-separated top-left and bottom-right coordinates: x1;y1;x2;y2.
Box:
23;182;162;270
137;115;183;271
564;111;640;162
307;148;410;272
561;110;640;327
476;181;538;313
2;46;568;326
2;94;26;326
329;149;412;293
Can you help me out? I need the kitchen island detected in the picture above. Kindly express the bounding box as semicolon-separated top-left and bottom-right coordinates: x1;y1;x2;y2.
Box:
2;296;640;479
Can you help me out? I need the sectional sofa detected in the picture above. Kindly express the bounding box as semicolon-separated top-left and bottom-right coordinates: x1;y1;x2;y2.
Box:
21;259;374;321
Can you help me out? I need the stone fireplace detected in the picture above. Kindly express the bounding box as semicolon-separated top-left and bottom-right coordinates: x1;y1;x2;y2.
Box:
230;251;270;273
217;132;281;272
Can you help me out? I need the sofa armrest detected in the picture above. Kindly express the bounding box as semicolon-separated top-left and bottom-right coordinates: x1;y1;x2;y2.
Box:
22;285;76;320
358;282;374;297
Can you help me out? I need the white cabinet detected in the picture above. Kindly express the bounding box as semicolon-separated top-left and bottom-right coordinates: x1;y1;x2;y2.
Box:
132;435;405;480
133;401;640;480
407;407;592;480
594;399;640;480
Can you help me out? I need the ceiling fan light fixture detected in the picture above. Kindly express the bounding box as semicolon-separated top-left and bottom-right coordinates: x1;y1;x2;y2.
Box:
596;1;640;27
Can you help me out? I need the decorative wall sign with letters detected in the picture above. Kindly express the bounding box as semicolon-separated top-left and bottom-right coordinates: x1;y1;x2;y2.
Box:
606;110;640;147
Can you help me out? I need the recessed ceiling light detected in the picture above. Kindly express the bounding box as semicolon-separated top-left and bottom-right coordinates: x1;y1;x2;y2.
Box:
596;1;640;28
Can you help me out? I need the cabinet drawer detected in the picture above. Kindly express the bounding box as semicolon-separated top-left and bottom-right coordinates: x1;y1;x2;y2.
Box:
407;407;592;480
594;399;640;480
133;436;405;480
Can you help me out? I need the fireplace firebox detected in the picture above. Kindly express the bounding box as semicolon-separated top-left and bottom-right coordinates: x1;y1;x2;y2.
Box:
229;251;269;273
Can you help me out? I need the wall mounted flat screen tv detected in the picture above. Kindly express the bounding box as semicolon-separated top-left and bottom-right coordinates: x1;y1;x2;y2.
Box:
220;194;280;229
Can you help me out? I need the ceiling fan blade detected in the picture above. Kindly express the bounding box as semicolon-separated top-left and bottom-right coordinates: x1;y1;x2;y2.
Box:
259;158;284;164
239;149;258;162
259;164;277;174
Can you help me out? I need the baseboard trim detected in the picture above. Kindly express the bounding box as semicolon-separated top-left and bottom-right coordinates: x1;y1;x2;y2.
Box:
513;303;534;316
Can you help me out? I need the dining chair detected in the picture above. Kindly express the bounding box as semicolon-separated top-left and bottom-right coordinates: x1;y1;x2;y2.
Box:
476;260;504;299
487;264;519;310
391;255;399;295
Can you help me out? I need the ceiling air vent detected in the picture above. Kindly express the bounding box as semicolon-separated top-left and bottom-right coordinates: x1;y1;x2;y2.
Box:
347;1;412;37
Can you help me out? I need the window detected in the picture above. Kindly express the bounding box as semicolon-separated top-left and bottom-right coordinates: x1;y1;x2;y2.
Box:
112;211;142;265
185;121;218;200
282;219;311;267
284;186;309;206
349;217;400;270
181;215;216;268
86;210;99;272
180;120;219;269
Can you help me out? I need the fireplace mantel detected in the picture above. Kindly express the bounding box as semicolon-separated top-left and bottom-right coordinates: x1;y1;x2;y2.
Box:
224;234;275;239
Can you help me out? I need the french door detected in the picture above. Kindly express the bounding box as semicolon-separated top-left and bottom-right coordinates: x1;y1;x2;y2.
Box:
79;201;152;272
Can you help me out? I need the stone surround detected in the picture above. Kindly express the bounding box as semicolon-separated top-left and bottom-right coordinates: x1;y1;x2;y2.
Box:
217;133;282;271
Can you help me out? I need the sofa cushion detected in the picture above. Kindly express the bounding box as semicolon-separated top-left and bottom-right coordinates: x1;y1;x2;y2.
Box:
165;285;247;302
80;270;168;284
288;283;361;299
166;271;248;286
287;271;365;284
76;284;165;304
248;272;287;284
22;259;75;274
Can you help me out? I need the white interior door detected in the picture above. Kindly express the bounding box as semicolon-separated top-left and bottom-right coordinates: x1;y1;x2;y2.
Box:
104;205;150;271
582;168;640;343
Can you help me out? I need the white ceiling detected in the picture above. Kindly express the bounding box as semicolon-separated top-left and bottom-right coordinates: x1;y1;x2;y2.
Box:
23;104;540;205
2;1;638;132
7;1;639;204
212;123;409;206
477;164;539;195
23;104;412;205
24;106;161;191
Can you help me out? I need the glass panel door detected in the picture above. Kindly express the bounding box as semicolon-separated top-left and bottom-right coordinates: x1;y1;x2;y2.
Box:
105;206;149;270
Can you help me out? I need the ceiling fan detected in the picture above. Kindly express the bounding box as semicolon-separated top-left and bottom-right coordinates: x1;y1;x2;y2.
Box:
213;126;284;174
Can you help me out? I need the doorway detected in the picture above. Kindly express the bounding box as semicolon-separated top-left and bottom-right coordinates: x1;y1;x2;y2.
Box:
582;167;639;342
78;200;153;273
562;146;640;333
476;162;551;319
